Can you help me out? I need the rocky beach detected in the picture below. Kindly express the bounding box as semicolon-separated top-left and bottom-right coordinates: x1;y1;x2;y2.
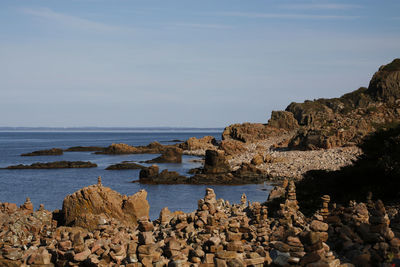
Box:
1;58;400;266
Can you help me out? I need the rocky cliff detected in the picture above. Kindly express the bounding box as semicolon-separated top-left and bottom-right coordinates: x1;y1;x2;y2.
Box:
223;58;400;150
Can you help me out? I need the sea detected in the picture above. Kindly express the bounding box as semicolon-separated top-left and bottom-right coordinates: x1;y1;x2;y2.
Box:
0;129;272;220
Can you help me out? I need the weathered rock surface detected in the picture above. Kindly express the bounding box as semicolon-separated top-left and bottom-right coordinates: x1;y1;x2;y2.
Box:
285;58;400;150
96;143;139;154
2;182;400;266
268;110;299;130
203;150;230;174
179;136;217;155
5;161;97;169
97;141;178;155
145;147;183;163
139;165;187;184
61;179;149;230
222;122;287;143
21;148;63;156
219;59;400;152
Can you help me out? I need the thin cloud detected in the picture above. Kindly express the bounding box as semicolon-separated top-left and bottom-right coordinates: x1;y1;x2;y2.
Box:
22;7;123;32
218;12;360;20
172;23;233;30
281;3;362;10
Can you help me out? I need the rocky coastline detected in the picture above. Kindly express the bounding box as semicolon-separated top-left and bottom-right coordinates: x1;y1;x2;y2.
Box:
1;59;400;266
12;59;400;184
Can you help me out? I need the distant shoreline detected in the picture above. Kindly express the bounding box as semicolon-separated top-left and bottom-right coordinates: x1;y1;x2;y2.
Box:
0;127;224;133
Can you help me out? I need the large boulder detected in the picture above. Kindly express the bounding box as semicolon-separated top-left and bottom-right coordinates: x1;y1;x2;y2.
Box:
203;150;230;174
222;123;282;143
268;111;299;130
139;165;187;184
367;58;400;104
61;182;149;230
180;136;217;151
145;147;182;163
219;139;246;156
222;122;269;143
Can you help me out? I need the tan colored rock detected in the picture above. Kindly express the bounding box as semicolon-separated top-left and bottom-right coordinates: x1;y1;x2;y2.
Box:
181;136;217;151
219;140;246;156
251;154;264;166
101;143;138;154
310;220;329;232
20;197;34;213
62;183;149;230
268;110;299;130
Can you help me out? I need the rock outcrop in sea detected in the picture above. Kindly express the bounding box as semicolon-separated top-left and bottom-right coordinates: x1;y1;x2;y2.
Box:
21;148;64;156
5;161;97;169
144;147;183;164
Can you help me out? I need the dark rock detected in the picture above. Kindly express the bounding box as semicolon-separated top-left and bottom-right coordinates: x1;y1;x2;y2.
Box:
367;58;400;104
139;165;160;180
139;165;187;184
5;161;97;169
21;148;63;156
204;150;230;174
285;59;400;150
106;162;145;170
268;110;299;130
145;148;182;163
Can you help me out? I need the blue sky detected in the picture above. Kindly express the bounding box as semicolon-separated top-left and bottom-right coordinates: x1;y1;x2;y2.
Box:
1;0;399;127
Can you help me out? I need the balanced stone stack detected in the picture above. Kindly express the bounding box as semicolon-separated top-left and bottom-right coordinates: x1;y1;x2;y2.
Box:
278;180;306;228
137;218;162;266
367;200;400;263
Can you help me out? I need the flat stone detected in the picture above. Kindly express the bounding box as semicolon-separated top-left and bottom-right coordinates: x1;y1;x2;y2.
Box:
73;249;91;262
216;251;240;260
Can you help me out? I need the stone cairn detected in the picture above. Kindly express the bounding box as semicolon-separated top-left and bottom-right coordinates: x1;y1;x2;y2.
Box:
299;194;340;266
4;180;400;266
20;197;34;214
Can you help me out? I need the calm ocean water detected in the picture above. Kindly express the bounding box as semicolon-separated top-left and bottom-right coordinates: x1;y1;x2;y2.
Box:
0;130;272;219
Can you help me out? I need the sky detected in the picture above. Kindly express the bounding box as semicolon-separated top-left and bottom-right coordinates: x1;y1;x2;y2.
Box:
0;0;399;128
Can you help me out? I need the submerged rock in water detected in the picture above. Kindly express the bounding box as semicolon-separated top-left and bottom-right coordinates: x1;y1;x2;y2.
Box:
5;161;97;169
21;148;63;156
